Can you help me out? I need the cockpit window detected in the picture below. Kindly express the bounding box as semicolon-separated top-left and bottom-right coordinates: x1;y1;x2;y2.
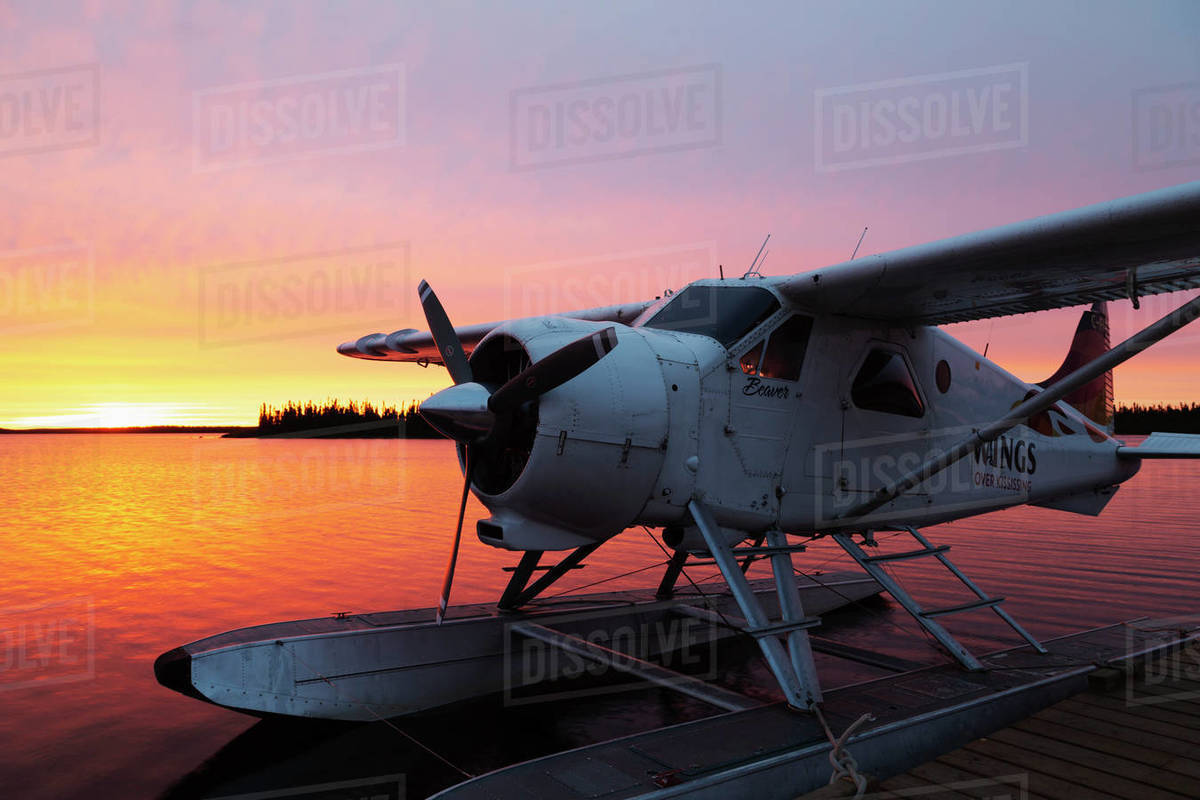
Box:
641;285;779;347
852;349;925;418
759;315;813;381
739;340;764;375
740;315;814;380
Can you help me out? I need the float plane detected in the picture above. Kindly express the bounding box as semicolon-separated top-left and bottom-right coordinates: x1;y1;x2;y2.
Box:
157;181;1200;720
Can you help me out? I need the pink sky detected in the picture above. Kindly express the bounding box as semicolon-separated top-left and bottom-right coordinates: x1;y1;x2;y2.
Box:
1;1;1198;426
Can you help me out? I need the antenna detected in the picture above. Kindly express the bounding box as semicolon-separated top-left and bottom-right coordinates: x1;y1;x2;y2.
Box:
744;233;771;278
719;263;724;279
850;227;868;260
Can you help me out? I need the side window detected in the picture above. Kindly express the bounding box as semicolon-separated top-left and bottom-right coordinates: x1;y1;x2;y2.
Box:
852;349;925;418
759;315;814;381
739;340;764;375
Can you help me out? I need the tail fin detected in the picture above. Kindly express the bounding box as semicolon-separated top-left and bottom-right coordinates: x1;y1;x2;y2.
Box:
1037;301;1114;433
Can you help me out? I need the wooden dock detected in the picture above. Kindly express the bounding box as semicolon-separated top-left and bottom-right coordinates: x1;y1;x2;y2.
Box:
872;639;1200;800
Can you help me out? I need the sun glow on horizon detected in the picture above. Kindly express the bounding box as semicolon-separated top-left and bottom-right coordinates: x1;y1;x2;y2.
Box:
0;402;216;429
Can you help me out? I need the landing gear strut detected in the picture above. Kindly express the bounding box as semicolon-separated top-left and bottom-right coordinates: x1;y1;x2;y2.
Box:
497;543;600;610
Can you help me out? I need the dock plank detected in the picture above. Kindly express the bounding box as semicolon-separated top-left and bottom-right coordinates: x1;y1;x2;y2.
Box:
1065;691;1200;730
884;648;1200;800
1123;680;1200;711
933;746;1115;800
959;737;1188;800
1053;696;1200;745
873;769;981;800
1011;716;1200;780
1034;706;1200;760
888;760;1034;800
985;725;1200;796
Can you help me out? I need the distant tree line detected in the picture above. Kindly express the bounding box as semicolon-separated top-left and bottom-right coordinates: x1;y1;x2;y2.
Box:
232;398;1200;438
1114;403;1200;434
227;399;442;438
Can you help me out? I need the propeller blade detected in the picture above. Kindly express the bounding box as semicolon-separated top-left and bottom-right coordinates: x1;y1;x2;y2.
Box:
489;327;619;415
417;279;473;385
436;449;474;625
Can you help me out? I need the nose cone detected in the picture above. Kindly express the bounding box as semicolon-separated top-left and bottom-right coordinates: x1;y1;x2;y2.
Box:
419;381;494;441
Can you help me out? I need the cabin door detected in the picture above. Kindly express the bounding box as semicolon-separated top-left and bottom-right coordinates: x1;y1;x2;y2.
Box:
726;315;815;521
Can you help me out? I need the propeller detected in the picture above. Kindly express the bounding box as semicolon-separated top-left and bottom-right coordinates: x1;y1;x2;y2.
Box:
415;281;619;623
438;449;473;625
418;279;473;385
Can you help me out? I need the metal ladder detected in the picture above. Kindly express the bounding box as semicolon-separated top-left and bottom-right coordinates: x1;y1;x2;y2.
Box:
687;500;823;708
832;526;1047;671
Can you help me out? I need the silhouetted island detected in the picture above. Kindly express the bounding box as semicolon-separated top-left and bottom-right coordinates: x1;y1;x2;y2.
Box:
1112;402;1200;435
222;400;442;438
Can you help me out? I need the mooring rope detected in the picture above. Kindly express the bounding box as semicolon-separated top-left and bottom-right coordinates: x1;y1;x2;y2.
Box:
282;641;475;779
812;703;874;798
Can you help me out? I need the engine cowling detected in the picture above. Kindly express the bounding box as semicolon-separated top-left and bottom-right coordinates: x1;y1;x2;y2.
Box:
469;317;670;550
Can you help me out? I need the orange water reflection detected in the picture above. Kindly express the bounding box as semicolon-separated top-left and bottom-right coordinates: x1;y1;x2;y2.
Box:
0;434;1197;799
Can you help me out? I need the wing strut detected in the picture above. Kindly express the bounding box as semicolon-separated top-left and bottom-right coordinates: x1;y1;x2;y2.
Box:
688;500;823;709
838;294;1200;523
832;526;1046;671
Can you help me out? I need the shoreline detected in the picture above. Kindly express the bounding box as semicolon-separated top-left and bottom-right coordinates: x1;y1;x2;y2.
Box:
0;423;444;438
0;424;1177;437
0;426;253;434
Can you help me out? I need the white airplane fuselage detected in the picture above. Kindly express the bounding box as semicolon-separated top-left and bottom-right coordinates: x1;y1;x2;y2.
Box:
469;279;1139;552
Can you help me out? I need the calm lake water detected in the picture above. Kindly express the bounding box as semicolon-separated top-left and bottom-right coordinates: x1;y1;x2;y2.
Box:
1;434;1198;799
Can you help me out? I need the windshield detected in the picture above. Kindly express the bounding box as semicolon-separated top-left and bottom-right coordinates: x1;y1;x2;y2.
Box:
641;285;780;347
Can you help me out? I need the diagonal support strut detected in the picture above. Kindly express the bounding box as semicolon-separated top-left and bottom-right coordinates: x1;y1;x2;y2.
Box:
498;543;600;610
688;499;822;708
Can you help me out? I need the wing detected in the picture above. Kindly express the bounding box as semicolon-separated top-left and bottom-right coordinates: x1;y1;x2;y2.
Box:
768;181;1200;325
336;300;653;363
